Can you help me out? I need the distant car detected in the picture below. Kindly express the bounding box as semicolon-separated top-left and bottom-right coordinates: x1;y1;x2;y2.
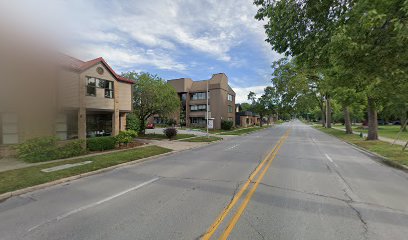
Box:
392;121;401;125
146;123;155;129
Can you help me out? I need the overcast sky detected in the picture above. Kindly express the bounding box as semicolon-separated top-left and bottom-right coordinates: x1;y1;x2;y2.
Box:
1;0;282;103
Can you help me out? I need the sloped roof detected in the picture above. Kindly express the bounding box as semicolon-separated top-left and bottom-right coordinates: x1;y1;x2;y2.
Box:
59;54;134;84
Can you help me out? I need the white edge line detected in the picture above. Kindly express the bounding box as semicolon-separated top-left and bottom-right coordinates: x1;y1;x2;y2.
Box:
325;154;339;167
27;177;160;232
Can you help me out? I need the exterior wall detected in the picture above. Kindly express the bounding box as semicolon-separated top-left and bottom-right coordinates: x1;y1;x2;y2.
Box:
80;63;116;111
117;82;132;112
58;69;80;108
167;73;235;129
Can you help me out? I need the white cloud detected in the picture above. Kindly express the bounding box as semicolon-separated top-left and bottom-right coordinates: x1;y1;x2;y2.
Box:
62;0;280;64
232;85;268;104
1;0;282;79
68;44;187;72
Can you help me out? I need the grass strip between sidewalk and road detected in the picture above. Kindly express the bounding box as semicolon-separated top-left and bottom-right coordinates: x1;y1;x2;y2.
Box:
314;126;408;168
180;136;222;142
0;146;171;195
137;133;195;140
218;126;270;136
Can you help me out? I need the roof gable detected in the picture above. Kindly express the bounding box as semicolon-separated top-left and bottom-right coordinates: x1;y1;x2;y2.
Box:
59;55;134;84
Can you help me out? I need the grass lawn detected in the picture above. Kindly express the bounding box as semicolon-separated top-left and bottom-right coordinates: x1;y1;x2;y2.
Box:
314;126;408;167
0;146;171;195
180;136;222;142
332;124;408;141
138;133;195;140
218;126;270;136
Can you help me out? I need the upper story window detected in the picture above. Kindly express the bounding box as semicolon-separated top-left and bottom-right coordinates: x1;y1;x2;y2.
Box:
228;105;233;113
228;94;233;101
86;77;114;98
190;104;207;111
191;92;207;100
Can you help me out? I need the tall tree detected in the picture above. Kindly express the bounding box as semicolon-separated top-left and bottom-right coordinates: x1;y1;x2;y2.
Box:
329;0;408;139
255;0;352;128
121;72;180;135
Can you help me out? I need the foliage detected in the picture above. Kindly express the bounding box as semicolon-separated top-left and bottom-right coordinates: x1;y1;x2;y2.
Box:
121;72;180;135
17;137;85;162
0;146;172;195
115;130;137;145
166;118;177;126
86;136;116;151
126;113;141;132
221;120;234;130
246;87;276;126
255;0;408;140
240;103;252;111
163;127;178;139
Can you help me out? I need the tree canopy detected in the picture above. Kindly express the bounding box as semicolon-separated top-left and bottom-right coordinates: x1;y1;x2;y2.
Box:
121;72;180;134
255;0;408;140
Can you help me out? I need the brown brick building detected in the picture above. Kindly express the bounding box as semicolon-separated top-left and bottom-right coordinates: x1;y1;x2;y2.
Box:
154;73;235;129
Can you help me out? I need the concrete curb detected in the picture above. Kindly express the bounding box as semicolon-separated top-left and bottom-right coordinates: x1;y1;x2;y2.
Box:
343;141;408;172
217;126;272;136
313;127;408;173
0;139;225;202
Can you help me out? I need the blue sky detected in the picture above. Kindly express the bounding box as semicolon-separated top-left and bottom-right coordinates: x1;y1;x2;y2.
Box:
1;0;282;103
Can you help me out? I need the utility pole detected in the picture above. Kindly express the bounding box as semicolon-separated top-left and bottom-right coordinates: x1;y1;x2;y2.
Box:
206;80;209;138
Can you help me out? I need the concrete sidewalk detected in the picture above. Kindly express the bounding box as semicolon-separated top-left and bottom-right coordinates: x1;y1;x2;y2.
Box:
331;126;407;146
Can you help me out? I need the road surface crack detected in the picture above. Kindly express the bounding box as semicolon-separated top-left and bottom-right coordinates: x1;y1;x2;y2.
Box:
243;216;265;240
258;182;350;202
196;180;244;239
258;182;369;239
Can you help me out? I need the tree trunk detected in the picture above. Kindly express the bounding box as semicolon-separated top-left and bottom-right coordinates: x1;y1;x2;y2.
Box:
401;110;407;132
325;97;332;128
321;105;326;127
343;106;353;134
260;115;263;127
367;97;378;140
139;117;146;135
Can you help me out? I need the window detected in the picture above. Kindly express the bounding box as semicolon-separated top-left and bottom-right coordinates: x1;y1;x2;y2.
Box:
1;113;18;144
86;77;114;98
228;94;233;101
86;78;96;96
228;105;233;113
191;92;207;100
55;112;78;140
190;117;206;125
86;114;113;137
228;117;233;121
190;104;207;111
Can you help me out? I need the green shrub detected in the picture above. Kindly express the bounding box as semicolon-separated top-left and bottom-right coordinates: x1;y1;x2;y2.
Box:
87;136;116;151
115;130;137;145
126;113;140;132
17;137;85;162
221;120;234;130
166;119;177;126
163;127;177;139
58;140;86;159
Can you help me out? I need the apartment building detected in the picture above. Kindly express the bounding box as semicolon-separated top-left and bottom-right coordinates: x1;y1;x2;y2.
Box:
0;53;133;156
163;73;235;129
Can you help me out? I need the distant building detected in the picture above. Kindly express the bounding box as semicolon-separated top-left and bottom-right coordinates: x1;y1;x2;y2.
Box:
235;111;260;127
153;73;235;129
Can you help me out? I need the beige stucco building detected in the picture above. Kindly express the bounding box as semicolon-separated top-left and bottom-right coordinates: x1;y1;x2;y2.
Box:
152;73;235;129
0;54;133;156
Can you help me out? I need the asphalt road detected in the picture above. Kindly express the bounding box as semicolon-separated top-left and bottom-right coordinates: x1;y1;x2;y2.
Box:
1;121;408;240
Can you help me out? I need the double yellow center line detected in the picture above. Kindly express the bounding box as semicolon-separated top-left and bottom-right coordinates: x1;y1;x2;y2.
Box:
202;129;291;240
